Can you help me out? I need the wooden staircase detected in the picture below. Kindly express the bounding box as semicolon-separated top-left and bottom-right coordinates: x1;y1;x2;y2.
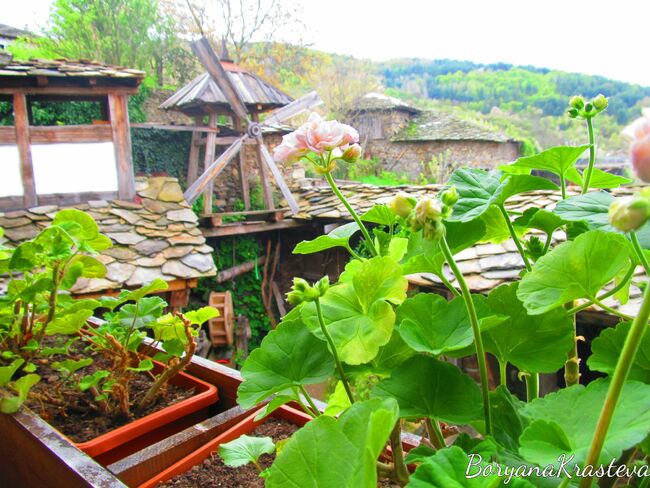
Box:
207;291;234;346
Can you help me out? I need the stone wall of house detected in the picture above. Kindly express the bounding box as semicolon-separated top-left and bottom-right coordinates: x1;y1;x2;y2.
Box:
346;110;413;141
363;139;521;180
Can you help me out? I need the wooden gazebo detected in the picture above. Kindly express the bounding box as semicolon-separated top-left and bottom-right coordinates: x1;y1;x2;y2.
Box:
159;59;293;212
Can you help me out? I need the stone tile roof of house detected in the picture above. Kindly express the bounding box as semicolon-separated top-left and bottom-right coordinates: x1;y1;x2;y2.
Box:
0;177;215;295
291;179;643;317
0;58;146;79
351;92;421;114
391;110;513;143
160;63;292;116
0;23;34;40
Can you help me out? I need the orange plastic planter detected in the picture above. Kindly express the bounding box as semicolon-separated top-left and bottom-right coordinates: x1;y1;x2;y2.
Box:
139;405;312;488
74;361;218;461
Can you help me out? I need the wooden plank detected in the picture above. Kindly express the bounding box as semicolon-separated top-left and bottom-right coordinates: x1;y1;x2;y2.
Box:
194;136;259;146
215;257;265;283
186;117;202;186
108;406;254;487
183;135;245;204
262;90;322;126
201;218;310;237
13;92;37;207
252;114;274;210
233;118;251;210
0;125;112;144
190;37;250;122
202;113;218;214
0;86;139;96
205;209;285;226
74;278;197;300
0;125;15;143
256;136;300;213
131;123;220;133
108;93;135;200
0;408;126;488
271;281;287;317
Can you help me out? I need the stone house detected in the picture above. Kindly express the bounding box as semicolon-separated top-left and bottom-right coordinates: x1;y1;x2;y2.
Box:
346;93;521;181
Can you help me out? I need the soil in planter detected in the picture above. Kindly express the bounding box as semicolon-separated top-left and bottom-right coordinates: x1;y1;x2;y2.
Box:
160;418;402;488
160;417;298;488
27;336;194;443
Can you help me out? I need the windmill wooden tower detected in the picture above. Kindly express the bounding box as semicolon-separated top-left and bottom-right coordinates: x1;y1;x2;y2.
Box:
160;38;321;215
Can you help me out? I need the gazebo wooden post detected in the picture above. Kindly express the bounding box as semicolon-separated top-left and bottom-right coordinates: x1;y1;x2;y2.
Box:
13;93;37;208
232;117;251;210
186;115;202;186
202;112;218;215
252;113;274;210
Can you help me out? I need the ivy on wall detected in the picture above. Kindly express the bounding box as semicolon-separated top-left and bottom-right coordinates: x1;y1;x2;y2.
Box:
131;127;191;181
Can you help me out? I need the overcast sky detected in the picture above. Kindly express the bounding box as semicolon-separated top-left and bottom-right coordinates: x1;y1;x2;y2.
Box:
3;0;650;86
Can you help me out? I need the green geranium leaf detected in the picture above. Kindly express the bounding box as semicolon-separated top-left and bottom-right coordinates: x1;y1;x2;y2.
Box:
484;283;574;373
479;205;514;244
588;321;650;383
372;355;483;424
388;236;408;261
86;233;112;252
266;398;399;488
553;191;614;231
79;370;110;391
514;208;567;236
53;209;99;241
120;278;169;303
519;379;650;469
9;241;42;271
407;446;535;488
447;168;506;222
47;309;93;335
489;386;529;452
517;230;630;314
496;174;558;205
116;296;167;330
184;306;219;325
501;145;590;178
0;374;40;414
293;222;360;255
52;358;93;376
402;220;486;276
0;359;24;386
323;381;352;417
70;255;107;278
398;293;506;356
237;316;335;409
302;256;407;365
128;358;154;372
219;435;275;468
565;167;633;189
361;204;397;226
253;394;297;421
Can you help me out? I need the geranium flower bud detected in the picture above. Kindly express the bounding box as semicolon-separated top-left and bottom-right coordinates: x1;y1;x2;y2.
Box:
415;198;442;225
388;193;416;218
592;94;608;112
584;102;594;114
422;219;445;241
624;111;650;182
569;96;585;110
341;143;362;163
314;276;330;297
441;186;459;207
286;276;329;305
609;196;650;233
567;108;579;119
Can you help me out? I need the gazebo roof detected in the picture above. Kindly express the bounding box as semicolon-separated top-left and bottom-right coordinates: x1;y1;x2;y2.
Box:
160;62;292;117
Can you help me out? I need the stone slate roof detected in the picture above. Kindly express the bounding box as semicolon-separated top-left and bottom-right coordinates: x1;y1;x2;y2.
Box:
0;24;33;40
0;58;145;79
160;63;292;116
291;179;643;317
0;177;215;295
392;110;513;143
351;92;421;114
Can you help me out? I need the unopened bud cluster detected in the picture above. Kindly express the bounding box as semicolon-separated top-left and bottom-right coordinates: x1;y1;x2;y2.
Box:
567;94;608;119
286;276;330;305
609;190;650;233
387;187;458;241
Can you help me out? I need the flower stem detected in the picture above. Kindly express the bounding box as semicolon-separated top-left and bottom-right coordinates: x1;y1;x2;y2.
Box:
499;205;532;272
525;373;539;402
499;361;507;388
440;235;492;435
439;273;461;297
581;117;596;194
325;172;377;257
299;385;321;416
389;421;409;486
315;298;354;404
564;304;581;387
560;174;567;200
425;417;446;449
631;232;650;275
579;279;650;488
567;263;636;315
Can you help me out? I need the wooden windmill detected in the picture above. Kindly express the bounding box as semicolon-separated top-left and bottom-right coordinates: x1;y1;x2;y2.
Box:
168;38;321;214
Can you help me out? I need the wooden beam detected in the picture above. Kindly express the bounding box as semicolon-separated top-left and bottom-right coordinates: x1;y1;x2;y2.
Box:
202;113;218;214
194;136;258;146
252;113;274;210
74;278;197;300
186;116;202;186
233;118;250;210
0;86;139;96
131;123;220;133
108;93;135;200
13;93;37;208
204;209;285;226
216;256;266;283
256;136;300;214
271;282;287;317
201;218;310;237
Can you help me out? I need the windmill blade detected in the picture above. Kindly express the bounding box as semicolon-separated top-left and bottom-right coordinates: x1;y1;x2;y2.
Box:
191;37;250;124
184;135;248;204
255;136;301;214
261;91;323;127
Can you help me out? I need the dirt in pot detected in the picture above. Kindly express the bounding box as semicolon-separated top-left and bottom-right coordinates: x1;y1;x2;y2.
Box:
161;417;298;488
27;336;194;443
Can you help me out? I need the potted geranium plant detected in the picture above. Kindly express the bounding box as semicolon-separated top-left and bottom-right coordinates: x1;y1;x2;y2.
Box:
0;209;219;462
146;101;650;487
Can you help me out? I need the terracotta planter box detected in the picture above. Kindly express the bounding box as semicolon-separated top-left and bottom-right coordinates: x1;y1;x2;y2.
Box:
138;405;312;488
77;362;219;465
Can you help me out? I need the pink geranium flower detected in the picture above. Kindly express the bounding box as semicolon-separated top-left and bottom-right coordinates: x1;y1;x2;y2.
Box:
624;109;650;182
